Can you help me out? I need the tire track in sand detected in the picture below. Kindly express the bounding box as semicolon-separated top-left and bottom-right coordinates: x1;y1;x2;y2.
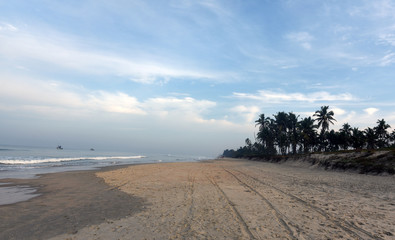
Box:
206;174;256;240
223;168;301;240
231;169;382;240
172;170;197;239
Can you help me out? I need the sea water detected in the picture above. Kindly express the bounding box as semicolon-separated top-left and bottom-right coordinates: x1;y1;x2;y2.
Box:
0;145;210;205
0;145;209;179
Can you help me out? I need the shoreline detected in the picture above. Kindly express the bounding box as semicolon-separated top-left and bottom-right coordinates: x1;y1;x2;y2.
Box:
0;163;146;206
1;159;394;239
0;164;145;240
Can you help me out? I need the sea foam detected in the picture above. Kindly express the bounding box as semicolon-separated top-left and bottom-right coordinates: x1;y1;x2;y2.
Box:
0;155;146;165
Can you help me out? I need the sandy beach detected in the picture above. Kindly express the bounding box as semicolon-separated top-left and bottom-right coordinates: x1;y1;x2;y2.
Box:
1;159;394;239
0;166;144;240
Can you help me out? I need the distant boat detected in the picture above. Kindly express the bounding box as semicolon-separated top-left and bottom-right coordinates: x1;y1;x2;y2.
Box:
57;145;63;150
90;148;95;151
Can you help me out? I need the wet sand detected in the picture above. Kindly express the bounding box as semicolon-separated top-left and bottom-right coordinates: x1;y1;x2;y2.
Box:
0;166;144;240
1;159;395;239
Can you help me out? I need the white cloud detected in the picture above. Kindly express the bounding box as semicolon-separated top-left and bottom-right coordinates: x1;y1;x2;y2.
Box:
0;22;18;32
285;31;314;50
332;107;346;116
378;33;395;46
308;83;341;90
378;52;395;66
90;92;146;115
143;97;216;123
316;107;395;132
349;0;395;19
280;65;299;69
231;105;260;123
334;111;356;129
0;75;146;115
364;107;379;115
198;0;231;20
0;76;253;155
233;90;354;103
0;27;216;84
0;75;85;109
0;75;228;126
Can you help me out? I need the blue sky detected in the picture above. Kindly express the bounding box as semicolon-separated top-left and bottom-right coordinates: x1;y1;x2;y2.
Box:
1;0;394;156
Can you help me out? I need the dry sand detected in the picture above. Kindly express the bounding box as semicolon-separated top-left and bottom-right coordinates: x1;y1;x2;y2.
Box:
1;159;394;239
48;159;394;240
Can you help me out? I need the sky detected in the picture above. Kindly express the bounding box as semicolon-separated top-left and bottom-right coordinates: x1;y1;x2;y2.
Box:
1;0;394;156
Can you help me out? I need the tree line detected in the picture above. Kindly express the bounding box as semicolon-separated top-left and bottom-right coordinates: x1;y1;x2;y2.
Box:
222;106;395;158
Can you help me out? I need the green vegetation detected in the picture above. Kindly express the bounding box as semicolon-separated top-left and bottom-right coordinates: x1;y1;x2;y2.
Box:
222;106;395;174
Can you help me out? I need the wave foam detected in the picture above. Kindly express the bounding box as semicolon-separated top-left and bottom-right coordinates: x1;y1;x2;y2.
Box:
0;156;146;165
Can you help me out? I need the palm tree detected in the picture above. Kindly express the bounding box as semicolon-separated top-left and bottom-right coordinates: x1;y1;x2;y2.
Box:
364;127;377;150
314;106;336;135
374;119;391;148
313;106;336;151
326;130;341;151
255;114;270;132
298;117;317;153
390;129;395;147
351;127;365;150
273;112;290;155
339;123;352;150
245;138;252;151
255;114;276;155
287;112;299;154
256;121;277;155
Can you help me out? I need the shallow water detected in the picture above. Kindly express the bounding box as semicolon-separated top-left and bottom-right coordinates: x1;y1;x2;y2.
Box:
0;185;40;205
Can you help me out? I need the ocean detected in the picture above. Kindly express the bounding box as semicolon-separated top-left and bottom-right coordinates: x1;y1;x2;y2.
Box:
0;145;210;205
0;145;210;179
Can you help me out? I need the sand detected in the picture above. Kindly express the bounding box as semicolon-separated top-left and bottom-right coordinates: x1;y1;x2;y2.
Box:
1;159;394;239
0;166;144;240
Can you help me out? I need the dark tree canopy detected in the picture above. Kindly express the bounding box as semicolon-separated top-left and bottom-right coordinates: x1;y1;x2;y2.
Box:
222;106;394;158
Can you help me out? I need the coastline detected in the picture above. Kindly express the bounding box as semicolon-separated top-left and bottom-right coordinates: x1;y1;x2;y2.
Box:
1;159;394;239
0;164;145;240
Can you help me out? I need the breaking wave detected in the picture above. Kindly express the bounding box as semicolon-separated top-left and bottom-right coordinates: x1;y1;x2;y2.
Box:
0;155;146;165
